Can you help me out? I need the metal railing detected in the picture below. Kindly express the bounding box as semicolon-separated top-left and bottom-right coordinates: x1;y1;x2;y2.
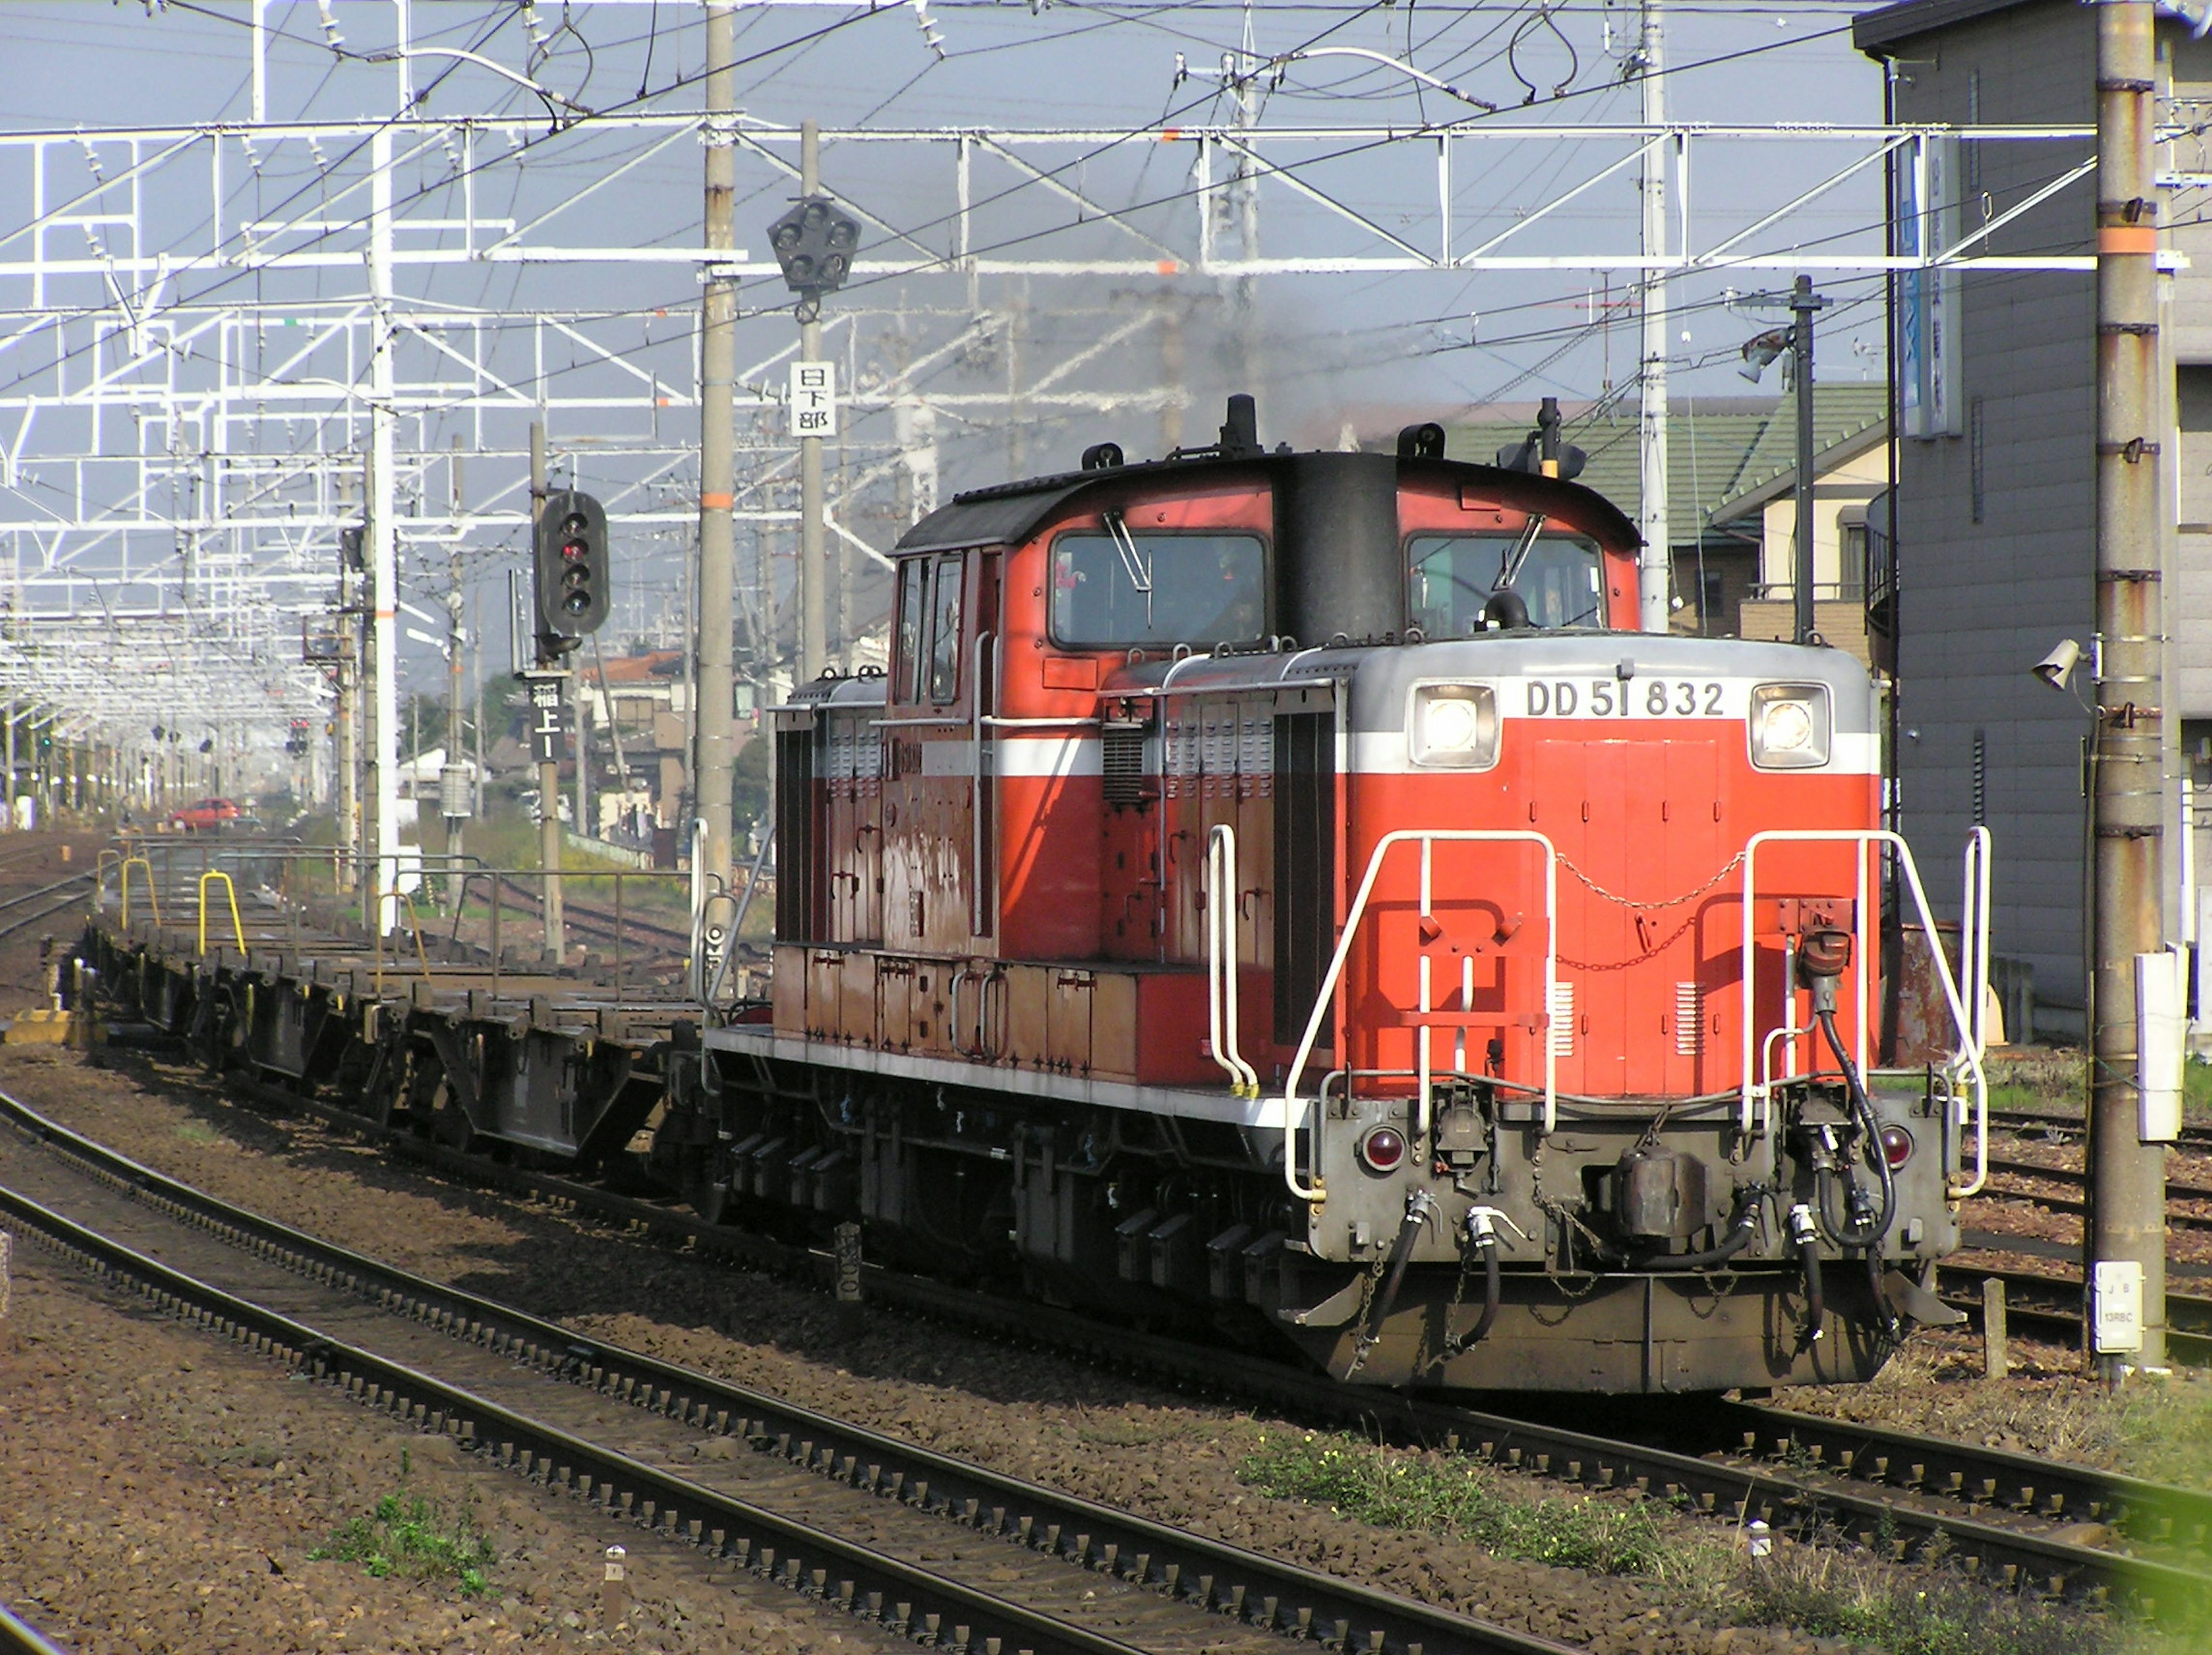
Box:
1281;829;1560;1202
99;836;695;999
195;870;244;957
1737;828;1990;1197
1205;823;1259;1097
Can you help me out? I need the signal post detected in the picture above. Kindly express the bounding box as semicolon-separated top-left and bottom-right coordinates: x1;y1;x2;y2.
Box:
522;428;613;968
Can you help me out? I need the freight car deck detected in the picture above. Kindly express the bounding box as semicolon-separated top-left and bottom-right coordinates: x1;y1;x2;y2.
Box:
81;843;693;1167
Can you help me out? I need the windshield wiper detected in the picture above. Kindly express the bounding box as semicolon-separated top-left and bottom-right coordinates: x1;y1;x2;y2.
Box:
1494;513;1547;592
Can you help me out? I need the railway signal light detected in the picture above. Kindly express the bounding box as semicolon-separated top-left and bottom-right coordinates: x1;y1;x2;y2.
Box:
533;488;611;644
767;194;860;319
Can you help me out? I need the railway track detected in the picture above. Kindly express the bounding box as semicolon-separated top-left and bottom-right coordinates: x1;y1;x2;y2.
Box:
1976;1151;2212;1234
1933;1253;2212;1366
1991;1104;2212;1153
0;1604;69;1655
0;874;96;944
477;873;694;961
18;1075;2212;1620
0;1090;1572;1655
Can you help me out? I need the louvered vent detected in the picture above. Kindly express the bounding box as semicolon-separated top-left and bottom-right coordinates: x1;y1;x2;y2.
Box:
1675;982;1703;1056
1102;723;1147;806
1550;980;1575;1057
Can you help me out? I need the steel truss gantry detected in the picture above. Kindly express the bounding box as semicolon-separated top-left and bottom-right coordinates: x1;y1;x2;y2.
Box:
0;82;2102;774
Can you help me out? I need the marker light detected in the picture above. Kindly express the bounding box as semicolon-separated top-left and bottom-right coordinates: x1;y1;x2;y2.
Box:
1358;1125;1407;1173
1877;1124;1914;1169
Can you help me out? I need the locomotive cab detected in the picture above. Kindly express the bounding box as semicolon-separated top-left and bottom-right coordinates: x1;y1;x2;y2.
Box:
698;397;1989;1395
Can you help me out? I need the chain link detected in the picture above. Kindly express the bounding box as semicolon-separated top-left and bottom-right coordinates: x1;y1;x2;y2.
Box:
1341;1251;1391;1379
1551;847;1749;973
1558;846;1748;912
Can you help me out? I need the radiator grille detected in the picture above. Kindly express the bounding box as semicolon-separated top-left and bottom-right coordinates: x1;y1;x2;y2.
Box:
1101;724;1146;806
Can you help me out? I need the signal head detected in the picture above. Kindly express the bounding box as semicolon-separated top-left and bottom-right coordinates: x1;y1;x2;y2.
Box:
766;193;862;302
533;488;611;639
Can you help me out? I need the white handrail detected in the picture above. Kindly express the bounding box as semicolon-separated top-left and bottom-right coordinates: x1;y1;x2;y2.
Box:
1206;823;1259;1097
971;631;995;938
1736;829;1990;1197
1961;825;1992;1056
1281;828;1559;1202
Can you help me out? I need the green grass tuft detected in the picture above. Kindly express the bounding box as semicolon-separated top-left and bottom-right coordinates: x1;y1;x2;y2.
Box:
1239;1430;1671;1575
310;1488;495;1597
1239;1428;2149;1654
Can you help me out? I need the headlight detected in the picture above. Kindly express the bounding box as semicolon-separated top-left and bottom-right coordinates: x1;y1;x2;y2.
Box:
1409;684;1499;769
1748;682;1831;770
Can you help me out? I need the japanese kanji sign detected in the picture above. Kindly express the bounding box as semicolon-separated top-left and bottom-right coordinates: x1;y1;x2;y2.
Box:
789;361;838;438
527;678;568;764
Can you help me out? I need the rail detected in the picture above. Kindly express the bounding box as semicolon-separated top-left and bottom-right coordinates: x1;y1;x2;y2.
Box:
0;1603;69;1655
0;1088;1566;1655
1738;829;1990;1196
93;847;122;909
971;631;996;938
434;865;690;995
1962;824;1993;1058
118;855;157;928
370;887;434;989
1282;829;1559;1201
1205;823;1259;1097
194;870;245;959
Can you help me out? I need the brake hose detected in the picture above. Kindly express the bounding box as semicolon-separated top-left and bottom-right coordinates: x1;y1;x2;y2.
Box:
1815;1006;1896;1248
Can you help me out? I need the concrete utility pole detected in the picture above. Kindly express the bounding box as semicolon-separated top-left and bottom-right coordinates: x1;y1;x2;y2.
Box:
368;126;400;937
445;440;468;897
1233;0;1262;392
799;118;830;684
1789;275;1830;646
532;422;565;964
696;0;738;891
2088;0;2168;1375
573;671;590;838
336;578;358;900
1637;0;1671;633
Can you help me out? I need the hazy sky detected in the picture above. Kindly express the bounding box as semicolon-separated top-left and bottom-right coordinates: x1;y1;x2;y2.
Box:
0;2;1914;691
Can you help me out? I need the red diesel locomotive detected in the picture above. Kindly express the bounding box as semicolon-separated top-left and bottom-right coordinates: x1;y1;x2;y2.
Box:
679;397;1989;1393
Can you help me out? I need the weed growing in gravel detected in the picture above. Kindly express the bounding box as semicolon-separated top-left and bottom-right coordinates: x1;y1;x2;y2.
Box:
310;1488;496;1597
1237;1431;1670;1574
1240;1430;2148;1654
1685;1541;2120;1655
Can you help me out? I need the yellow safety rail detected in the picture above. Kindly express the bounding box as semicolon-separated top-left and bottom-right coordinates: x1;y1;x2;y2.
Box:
197;870;247;958
371;886;435;991
95;849;122;909
119;856;159;928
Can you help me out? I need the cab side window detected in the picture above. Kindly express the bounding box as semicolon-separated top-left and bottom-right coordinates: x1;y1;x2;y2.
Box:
928;552;965;703
893;560;926;702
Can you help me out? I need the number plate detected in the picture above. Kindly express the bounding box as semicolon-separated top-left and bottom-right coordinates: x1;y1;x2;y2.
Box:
1517;677;1736;719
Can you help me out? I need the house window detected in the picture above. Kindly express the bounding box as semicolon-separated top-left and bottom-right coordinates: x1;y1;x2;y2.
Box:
1838;522;1868;604
1698;570;1726;626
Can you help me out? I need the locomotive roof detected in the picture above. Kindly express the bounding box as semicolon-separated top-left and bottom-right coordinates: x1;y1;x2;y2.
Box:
893;449;1641;558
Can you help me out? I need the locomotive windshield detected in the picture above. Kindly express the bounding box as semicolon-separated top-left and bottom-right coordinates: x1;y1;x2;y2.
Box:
1050;528;1267;648
1408;531;1605;634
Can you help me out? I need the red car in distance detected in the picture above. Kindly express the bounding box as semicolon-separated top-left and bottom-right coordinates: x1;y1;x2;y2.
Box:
169;797;243;833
